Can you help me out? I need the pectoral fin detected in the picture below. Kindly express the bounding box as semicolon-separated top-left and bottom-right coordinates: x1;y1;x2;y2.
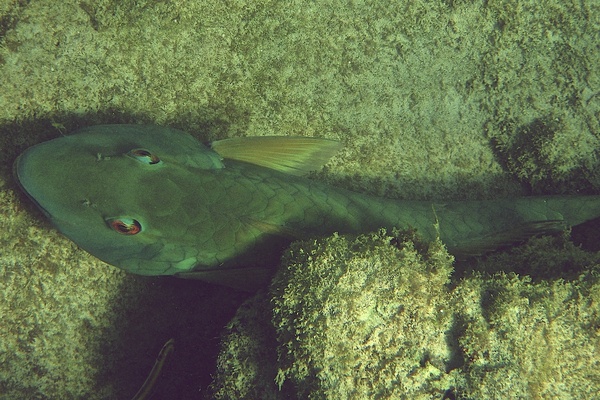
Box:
211;136;342;175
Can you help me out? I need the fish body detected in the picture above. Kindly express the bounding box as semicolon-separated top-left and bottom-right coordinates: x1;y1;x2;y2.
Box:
14;125;600;289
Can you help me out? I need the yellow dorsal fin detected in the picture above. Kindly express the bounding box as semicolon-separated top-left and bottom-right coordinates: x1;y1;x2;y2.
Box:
211;136;342;175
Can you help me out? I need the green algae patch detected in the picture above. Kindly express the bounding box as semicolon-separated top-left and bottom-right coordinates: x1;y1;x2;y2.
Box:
209;231;460;399
271;231;456;398
481;2;600;194
210;231;600;399
456;269;600;398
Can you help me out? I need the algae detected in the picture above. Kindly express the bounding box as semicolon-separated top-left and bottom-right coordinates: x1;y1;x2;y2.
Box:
0;0;598;398
271;231;456;399
210;231;600;399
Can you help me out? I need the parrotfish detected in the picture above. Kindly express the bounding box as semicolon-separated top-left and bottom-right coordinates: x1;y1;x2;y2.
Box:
13;125;600;289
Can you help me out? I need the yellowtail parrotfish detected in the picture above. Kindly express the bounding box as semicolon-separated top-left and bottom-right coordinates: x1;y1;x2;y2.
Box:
13;125;600;289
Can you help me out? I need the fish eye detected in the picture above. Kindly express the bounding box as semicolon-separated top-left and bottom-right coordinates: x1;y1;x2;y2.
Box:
107;217;142;235
128;148;162;165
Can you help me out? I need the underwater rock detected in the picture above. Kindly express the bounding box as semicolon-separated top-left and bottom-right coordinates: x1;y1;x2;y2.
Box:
210;230;600;399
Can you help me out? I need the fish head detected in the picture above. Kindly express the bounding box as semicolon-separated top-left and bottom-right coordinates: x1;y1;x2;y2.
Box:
14;125;224;276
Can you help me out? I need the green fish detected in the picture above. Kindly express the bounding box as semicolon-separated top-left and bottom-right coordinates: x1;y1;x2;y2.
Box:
13;125;600;289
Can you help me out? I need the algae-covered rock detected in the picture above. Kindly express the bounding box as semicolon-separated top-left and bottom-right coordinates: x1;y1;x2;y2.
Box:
481;1;600;194
455;235;600;398
210;231;600;399
456;271;600;398
271;231;457;398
